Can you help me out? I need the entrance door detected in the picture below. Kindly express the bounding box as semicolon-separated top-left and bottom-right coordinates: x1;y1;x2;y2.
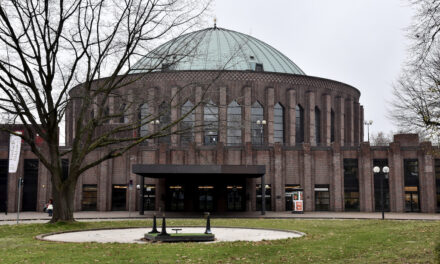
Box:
22;159;38;211
0;160;7;212
143;185;156;211
169;185;185;211
405;191;420;212
227;185;244;211
198;186;214;211
111;185;127;211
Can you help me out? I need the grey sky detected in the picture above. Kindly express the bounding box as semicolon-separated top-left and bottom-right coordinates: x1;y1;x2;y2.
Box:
213;0;414;140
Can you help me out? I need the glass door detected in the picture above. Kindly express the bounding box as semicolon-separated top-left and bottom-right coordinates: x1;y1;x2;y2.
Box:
405;192;420;212
198;186;214;211
143;185;156;211
227;185;244;211
169;185;185;211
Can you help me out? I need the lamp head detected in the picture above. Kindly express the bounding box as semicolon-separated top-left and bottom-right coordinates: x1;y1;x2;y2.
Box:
373;166;380;173
262;120;267;125
383;166;389;173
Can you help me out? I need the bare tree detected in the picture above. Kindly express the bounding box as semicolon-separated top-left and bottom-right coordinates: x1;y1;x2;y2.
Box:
391;0;440;141
369;131;393;146
0;0;211;222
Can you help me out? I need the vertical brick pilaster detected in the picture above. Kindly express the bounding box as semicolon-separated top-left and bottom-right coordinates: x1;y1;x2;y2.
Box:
266;87;274;145
170;87;179;146
194;86;203;146
336;97;345;146
273;143;283;211
360;142;373;212
287;89;296;146
354;102;360;145
360;105;364;142
302;143;313;211
245;142;254;211
419;142;436;213
219;87;227;144
243;86;252;143
323;94;331;146
98;157;111;211
389;142;404;212
306;92;316;146
345;98;354;146
332;142;343;211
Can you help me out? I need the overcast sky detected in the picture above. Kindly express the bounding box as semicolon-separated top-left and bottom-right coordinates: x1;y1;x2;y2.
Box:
212;0;414;140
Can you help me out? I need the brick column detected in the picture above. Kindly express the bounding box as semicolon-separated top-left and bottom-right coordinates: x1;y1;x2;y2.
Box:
306;91;316;146
170;87;179;146
419;142;436;213
331;142;343;211
388;142;404;212
302;143;314;211
323;94;331;146
359;142;373;212
244;142;255;211
360;105;364;142
354;102;361;145
243;86;252;143
345;98;354;146
336;97;345;146
266;87;275;145
287;89;296;146
219;87;227;144
273;143;284;211
194;86;203;146
98;157;111;211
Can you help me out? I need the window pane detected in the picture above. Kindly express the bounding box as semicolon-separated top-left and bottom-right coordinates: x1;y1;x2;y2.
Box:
227;101;242;145
274;103;284;143
181;101;194;144
204;100;218;145
251;102;264;144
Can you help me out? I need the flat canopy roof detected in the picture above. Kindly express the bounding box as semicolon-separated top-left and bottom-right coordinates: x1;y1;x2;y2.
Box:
132;164;266;178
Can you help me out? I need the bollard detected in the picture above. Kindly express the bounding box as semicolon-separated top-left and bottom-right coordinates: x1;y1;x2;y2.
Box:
205;212;212;234
158;214;169;236
148;213;159;234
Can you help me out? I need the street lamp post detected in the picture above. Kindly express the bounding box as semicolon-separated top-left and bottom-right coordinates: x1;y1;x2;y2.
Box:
256;119;266;145
373;165;389;220
364;120;373;142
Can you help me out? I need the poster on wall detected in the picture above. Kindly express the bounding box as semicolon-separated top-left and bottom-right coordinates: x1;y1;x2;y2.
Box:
292;189;304;214
8;131;23;173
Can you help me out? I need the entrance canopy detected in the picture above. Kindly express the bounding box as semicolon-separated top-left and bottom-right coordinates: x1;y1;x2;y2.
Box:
132;164;266;178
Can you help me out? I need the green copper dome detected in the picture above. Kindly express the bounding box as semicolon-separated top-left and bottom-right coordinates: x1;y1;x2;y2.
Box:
130;27;305;75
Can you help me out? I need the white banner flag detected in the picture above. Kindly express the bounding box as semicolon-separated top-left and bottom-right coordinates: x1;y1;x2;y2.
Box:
8;131;22;173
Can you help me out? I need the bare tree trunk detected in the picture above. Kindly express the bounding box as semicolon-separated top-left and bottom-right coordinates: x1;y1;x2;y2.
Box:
51;176;76;222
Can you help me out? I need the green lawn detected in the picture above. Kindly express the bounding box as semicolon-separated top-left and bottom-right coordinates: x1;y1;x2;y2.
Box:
0;218;439;263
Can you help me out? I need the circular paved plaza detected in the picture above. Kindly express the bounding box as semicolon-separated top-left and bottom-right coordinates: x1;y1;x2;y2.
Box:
39;227;304;243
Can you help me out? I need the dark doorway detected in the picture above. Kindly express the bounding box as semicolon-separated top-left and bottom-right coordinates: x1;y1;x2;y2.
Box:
227;185;244;211
0;160;7;212
143;184;156;211
82;184;97;211
285;185;301;211
168;185;185;211
405;187;420;212
256;184;271;211
111;185;127;211
22;159;38;211
315;185;330;211
198;186;214;211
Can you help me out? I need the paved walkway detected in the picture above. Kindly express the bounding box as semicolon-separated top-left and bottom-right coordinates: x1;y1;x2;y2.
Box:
1;211;439;224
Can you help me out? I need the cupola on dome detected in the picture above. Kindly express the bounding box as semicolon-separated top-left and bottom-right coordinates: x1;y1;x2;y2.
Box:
130;27;305;75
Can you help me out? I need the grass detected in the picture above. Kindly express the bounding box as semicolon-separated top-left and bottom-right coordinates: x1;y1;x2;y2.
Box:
0;218;439;263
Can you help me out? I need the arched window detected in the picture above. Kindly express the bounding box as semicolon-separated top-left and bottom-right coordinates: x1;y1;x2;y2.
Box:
227;100;242;145
315;106;321;144
251;101;264;144
331;109;335;142
158;101;171;143
181;101;194;144
274;103;284;143
139;103;149;137
204;100;218;145
295;105;304;143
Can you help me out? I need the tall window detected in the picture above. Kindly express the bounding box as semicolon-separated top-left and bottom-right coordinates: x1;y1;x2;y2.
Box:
227;100;242;145
158;101;171;144
344;159;359;211
274;103;284;143
204;100;218;145
251;101;264;145
181;101;194;144
295;105;304;144
315;106;321;144
139;103;149;137
331;109;335;142
404;159;420;212
119;103;128;123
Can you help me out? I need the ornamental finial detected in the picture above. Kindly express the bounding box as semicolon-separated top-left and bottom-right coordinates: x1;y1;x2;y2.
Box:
214;17;217;29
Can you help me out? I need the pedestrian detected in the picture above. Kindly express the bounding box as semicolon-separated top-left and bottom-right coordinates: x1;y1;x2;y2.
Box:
46;199;53;217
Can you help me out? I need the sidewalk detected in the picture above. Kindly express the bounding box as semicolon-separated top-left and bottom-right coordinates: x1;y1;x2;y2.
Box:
1;211;439;224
